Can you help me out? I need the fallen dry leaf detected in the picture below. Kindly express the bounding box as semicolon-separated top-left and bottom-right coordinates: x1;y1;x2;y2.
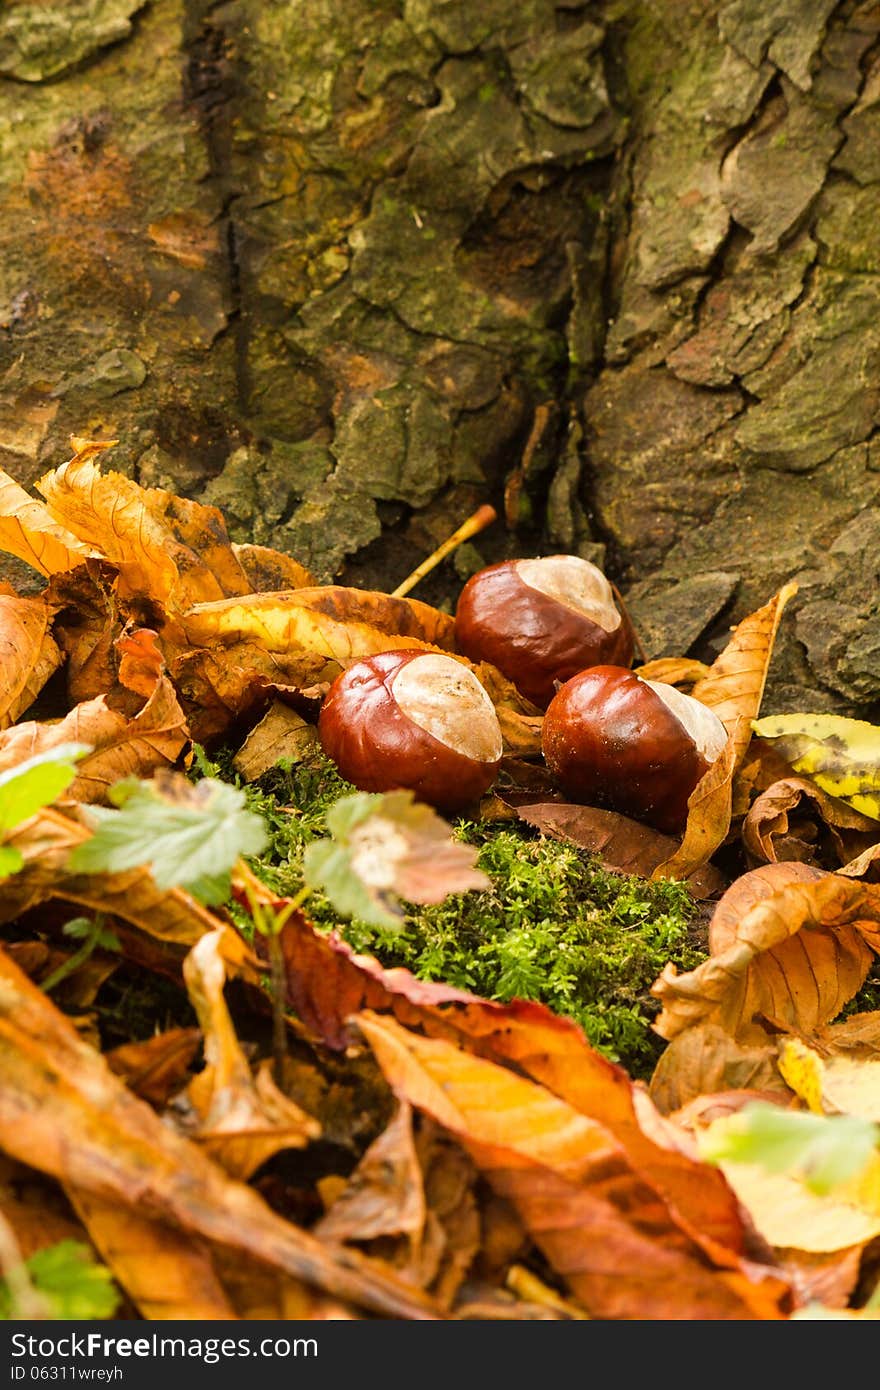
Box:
778;1037;880;1123
0;589;62;729
0;465;96;577
46;560;128;706
649;1022;786;1117
516;801;724;898
36;443;251;610
67;1189;237;1321
634;657;710;688
355;1011;792;1320
743;777;879;868
105;1028;202;1108
0;944;440;1319
315;1101;425;1247
232;702;319;782
690;582;798;769
181;931;320;1179
653;866;880;1044
651;729;739;884
0;628;189;802
839;842;880;882
182;586;456;656
232;544;315;593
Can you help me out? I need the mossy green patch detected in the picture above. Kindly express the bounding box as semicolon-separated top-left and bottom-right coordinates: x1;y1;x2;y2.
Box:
194;746;703;1078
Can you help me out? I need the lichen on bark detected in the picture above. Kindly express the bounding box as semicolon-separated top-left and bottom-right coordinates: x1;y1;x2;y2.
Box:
0;0;878;718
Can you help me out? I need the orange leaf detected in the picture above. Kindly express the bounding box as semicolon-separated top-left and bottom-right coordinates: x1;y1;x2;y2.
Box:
0;629;189;801
0;945;440;1320
651;728;739;883
0;467;96;577
106;1028;201;1107
0;590;62;728
66;1190;238;1321
356;1012;792;1320
653;865;880;1044
36;443;250;610
690;582;798;768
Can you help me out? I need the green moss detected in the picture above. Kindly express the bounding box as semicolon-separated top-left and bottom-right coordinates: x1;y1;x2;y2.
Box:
194;746;702;1079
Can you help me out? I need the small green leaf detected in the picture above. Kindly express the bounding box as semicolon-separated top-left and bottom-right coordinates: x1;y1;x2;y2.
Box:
698;1103;880;1194
751;712;880;820
0;1240;120;1321
62;916;120;952
0;742;92;835
69;776;268;900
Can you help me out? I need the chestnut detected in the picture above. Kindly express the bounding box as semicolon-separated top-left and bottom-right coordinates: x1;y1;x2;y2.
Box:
318;649;503;813
454;555;634;709
541;665;728;833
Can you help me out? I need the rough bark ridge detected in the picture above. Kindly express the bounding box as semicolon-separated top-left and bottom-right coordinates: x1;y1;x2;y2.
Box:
0;1;878;715
596;0;880;717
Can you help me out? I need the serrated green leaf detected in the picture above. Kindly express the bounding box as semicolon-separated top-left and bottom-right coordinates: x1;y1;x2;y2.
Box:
0;1240;120;1321
0;742;92;835
303;838;402;928
68;776;268;900
324;790;383;840
698;1103;880;1195
303;789;489;928
752;713;880;820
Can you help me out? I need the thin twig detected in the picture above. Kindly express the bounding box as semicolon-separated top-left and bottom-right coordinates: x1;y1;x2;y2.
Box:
391;505;497;599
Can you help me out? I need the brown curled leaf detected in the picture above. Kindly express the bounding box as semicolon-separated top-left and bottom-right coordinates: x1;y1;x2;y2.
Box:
743;776;879;867
652;866;880;1044
0;589;62;728
0;628;189;802
516;800;724;899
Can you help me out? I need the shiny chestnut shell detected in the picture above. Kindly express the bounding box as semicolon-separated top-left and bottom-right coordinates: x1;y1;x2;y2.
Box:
318;650;502;814
454;556;634;709
541;665;723;833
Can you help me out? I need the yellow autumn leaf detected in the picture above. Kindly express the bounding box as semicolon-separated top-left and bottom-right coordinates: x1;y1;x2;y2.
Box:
710;1158;880;1253
0;467;96;576
36;441;252;610
751;713;880;821
0;590;62;728
779;1037;880;1124
690;582;798;769
777;1039;825;1115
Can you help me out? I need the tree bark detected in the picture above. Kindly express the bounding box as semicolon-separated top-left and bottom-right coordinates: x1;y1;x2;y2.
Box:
0;1;877;715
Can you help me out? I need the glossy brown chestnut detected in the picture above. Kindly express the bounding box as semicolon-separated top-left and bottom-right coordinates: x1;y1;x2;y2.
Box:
541;665;728;833
454;555;634;709
318;649;503;814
